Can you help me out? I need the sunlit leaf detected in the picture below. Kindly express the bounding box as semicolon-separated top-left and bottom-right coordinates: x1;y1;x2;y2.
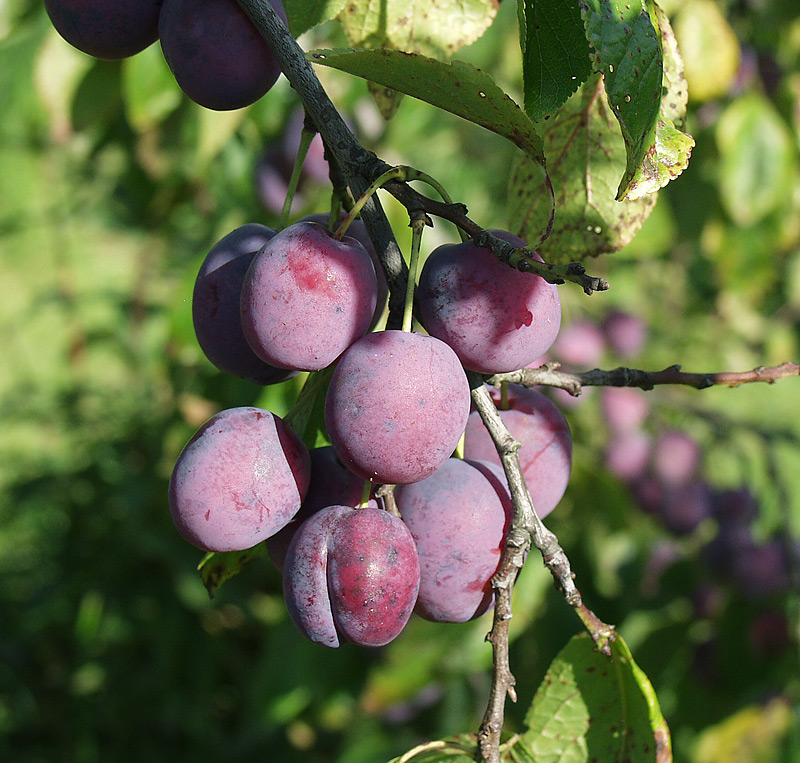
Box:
337;0;498;58
509;74;656;261
284;0;347;36
518;0;592;121
521;632;671;762
673;0;740;103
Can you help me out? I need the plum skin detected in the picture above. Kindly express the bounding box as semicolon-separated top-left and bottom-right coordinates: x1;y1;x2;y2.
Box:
463;384;571;519
283;506;420;648
396;458;512;623
240;221;378;372
159;0;287;111
169;407;310;552
44;0;163;59
417;230;561;374
324;330;471;485
192;223;296;385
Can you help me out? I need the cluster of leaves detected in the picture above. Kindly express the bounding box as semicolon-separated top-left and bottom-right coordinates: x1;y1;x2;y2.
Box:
1;0;799;761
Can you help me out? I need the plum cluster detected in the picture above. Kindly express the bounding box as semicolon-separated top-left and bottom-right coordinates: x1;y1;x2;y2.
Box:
169;217;573;647
43;0;287;110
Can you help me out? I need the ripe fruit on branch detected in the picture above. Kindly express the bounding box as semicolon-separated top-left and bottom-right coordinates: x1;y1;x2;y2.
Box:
417;230;561;374
192;224;296;385
324;330;471;485
240;221;378;371
396;458;513;623
463;384;572;519
283;505;420;648
44;0;163;59
159;0;287;111
169;407;310;552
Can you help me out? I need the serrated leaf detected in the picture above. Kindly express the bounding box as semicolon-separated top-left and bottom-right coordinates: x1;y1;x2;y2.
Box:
337;0;498;59
284;367;334;450
284;0;347;37
518;0;592;121
509;74;656;261
716;94;797;227
310;47;553;244
521;632;671;762
655;2;687;127
579;0;663;199
198;543;268;598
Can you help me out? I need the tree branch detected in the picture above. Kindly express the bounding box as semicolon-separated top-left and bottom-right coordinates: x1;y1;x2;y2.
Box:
488;361;800;396
468;372;614;763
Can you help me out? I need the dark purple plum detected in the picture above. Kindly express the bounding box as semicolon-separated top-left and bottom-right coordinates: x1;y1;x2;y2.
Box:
659;479;712;535
463;384;572;519
169;407;310;552
240;221;378;371
192;223;297;385
266;446;369;572
300;213;389;329
325;330;471;485
729;537;789;598
159;0;286;110
396;458;512;623
44;0;162;59
417;230;561;373
602;310;647;358
283;506;420;648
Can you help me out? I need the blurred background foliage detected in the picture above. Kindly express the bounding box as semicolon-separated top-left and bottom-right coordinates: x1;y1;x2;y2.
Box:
1;0;800;761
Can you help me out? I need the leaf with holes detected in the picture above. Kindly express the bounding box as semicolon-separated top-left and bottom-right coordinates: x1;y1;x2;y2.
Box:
518;0;592;122
337;0;498;59
508;74;655;261
311;47;554;245
521;632;671;762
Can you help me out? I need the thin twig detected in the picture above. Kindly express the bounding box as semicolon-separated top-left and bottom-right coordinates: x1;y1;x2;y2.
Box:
488;361;800;396
468;373;614;763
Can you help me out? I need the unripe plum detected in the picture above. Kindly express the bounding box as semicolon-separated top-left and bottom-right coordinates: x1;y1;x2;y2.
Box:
240;221;378;371
44;0;162;59
283;506;420;648
169;407;310;552
463;384;572;518
159;0;286;111
396;458;512;622
417;230;561;373
192;224;296;385
325;331;471;485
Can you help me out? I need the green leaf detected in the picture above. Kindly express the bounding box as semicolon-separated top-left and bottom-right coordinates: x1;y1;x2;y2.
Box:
385;735;477;763
198;544;268;598
521;632;671;762
579;0;663;199
655;2;687;128
310;47;553;244
508;74;656;261
716;93;798;228
518;0;592;121
337;0;498;58
122;42;182;133
673;0;740;104
284;0;347;37
283;368;334;450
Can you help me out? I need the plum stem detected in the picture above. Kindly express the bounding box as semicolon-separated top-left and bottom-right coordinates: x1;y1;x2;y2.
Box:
402;215;426;333
279;124;315;229
335;166;405;240
358;479;372;509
